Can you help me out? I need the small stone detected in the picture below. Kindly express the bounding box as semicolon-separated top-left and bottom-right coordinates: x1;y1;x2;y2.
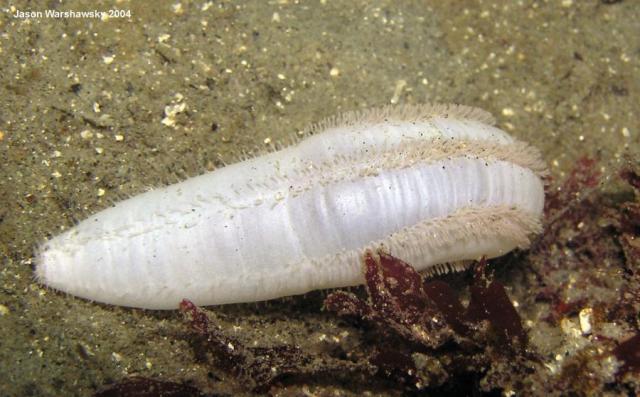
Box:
579;307;593;335
621;127;630;138
77;342;95;358
502;108;515;117
162;102;187;128
390;79;406;104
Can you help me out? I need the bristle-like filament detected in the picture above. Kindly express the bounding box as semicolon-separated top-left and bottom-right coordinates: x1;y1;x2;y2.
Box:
244;137;547;208
318;205;542;282
303;103;496;136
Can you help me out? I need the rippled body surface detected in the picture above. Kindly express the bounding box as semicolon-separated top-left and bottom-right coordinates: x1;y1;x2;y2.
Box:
36;104;546;309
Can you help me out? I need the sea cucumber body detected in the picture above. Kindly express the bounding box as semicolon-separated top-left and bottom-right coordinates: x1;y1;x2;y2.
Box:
36;105;547;309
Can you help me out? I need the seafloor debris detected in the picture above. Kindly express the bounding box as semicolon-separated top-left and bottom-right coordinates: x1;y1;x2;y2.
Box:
617;167;640;262
94;376;205;397
179;299;374;393
524;158;640;394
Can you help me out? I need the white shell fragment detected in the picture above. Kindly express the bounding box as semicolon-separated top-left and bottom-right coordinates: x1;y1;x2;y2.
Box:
36;104;547;310
579;307;593;335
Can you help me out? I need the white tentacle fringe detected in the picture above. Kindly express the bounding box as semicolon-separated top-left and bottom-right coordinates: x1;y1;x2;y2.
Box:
36;104;546;309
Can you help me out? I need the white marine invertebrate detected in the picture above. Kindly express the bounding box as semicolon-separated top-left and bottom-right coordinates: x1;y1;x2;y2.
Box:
36;104;547;310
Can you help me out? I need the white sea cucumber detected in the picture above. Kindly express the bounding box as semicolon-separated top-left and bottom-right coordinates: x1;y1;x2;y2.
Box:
36;104;547;310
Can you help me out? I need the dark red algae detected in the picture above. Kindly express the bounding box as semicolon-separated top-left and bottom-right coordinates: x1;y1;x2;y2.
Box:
325;251;527;350
614;334;640;376
611;165;640;379
529;157;640;393
325;250;530;390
